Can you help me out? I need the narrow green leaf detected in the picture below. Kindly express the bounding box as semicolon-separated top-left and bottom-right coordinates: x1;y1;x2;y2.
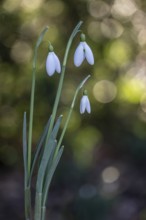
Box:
42;146;64;206
42;139;58;189
23;112;27;187
29;116;52;183
36;139;57;192
52;115;63;139
38;114;63;168
36;115;63;193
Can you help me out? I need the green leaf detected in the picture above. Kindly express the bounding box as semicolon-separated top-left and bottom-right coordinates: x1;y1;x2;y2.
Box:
52;115;63;139
38;114;63;168
42;146;64;206
29;116;52;183
42;139;58;189
36;115;63;193
23;112;28;187
36;139;57;192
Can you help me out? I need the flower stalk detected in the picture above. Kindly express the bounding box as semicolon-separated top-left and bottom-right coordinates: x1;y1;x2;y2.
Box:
55;75;91;155
45;21;83;148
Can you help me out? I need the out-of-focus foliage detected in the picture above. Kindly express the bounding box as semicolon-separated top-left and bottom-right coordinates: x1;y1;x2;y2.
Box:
1;0;146;219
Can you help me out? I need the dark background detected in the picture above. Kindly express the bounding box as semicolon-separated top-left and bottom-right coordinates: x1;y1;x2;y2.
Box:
1;0;146;219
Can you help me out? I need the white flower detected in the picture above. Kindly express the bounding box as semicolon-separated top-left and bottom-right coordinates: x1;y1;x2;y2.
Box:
80;95;91;114
46;52;61;76
74;42;94;67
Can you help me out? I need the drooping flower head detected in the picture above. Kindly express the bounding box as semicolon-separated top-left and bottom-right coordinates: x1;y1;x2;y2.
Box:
74;33;94;67
46;43;61;76
80;90;91;114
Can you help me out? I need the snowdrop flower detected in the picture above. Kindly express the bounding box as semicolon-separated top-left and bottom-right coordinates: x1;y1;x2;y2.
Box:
74;33;94;67
80;90;91;114
46;44;61;76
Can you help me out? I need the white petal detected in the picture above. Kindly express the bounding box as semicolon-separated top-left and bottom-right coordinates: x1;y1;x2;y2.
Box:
74;42;85;67
46;52;56;76
83;42;94;65
80;95;87;114
85;96;91;113
53;52;61;73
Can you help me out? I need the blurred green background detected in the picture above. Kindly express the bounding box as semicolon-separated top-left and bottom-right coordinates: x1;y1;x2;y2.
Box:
1;0;146;219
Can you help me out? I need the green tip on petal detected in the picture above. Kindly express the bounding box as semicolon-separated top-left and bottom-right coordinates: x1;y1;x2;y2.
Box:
80;33;86;42
49;43;54;52
83;89;88;95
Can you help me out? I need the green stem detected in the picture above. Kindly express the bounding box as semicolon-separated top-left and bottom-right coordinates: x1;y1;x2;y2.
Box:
25;67;35;220
28;68;36;177
45;21;83;146
27;26;49;177
34;192;42;220
55;75;91;155
24;186;31;220
26;54;36;220
26;27;49;220
27;43;40;178
41;206;46;220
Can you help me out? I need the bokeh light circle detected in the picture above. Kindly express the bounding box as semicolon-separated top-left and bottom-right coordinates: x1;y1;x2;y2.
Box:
11;41;32;63
111;0;137;18
88;1;110;19
102;166;120;183
101;19;124;39
93;80;117;103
